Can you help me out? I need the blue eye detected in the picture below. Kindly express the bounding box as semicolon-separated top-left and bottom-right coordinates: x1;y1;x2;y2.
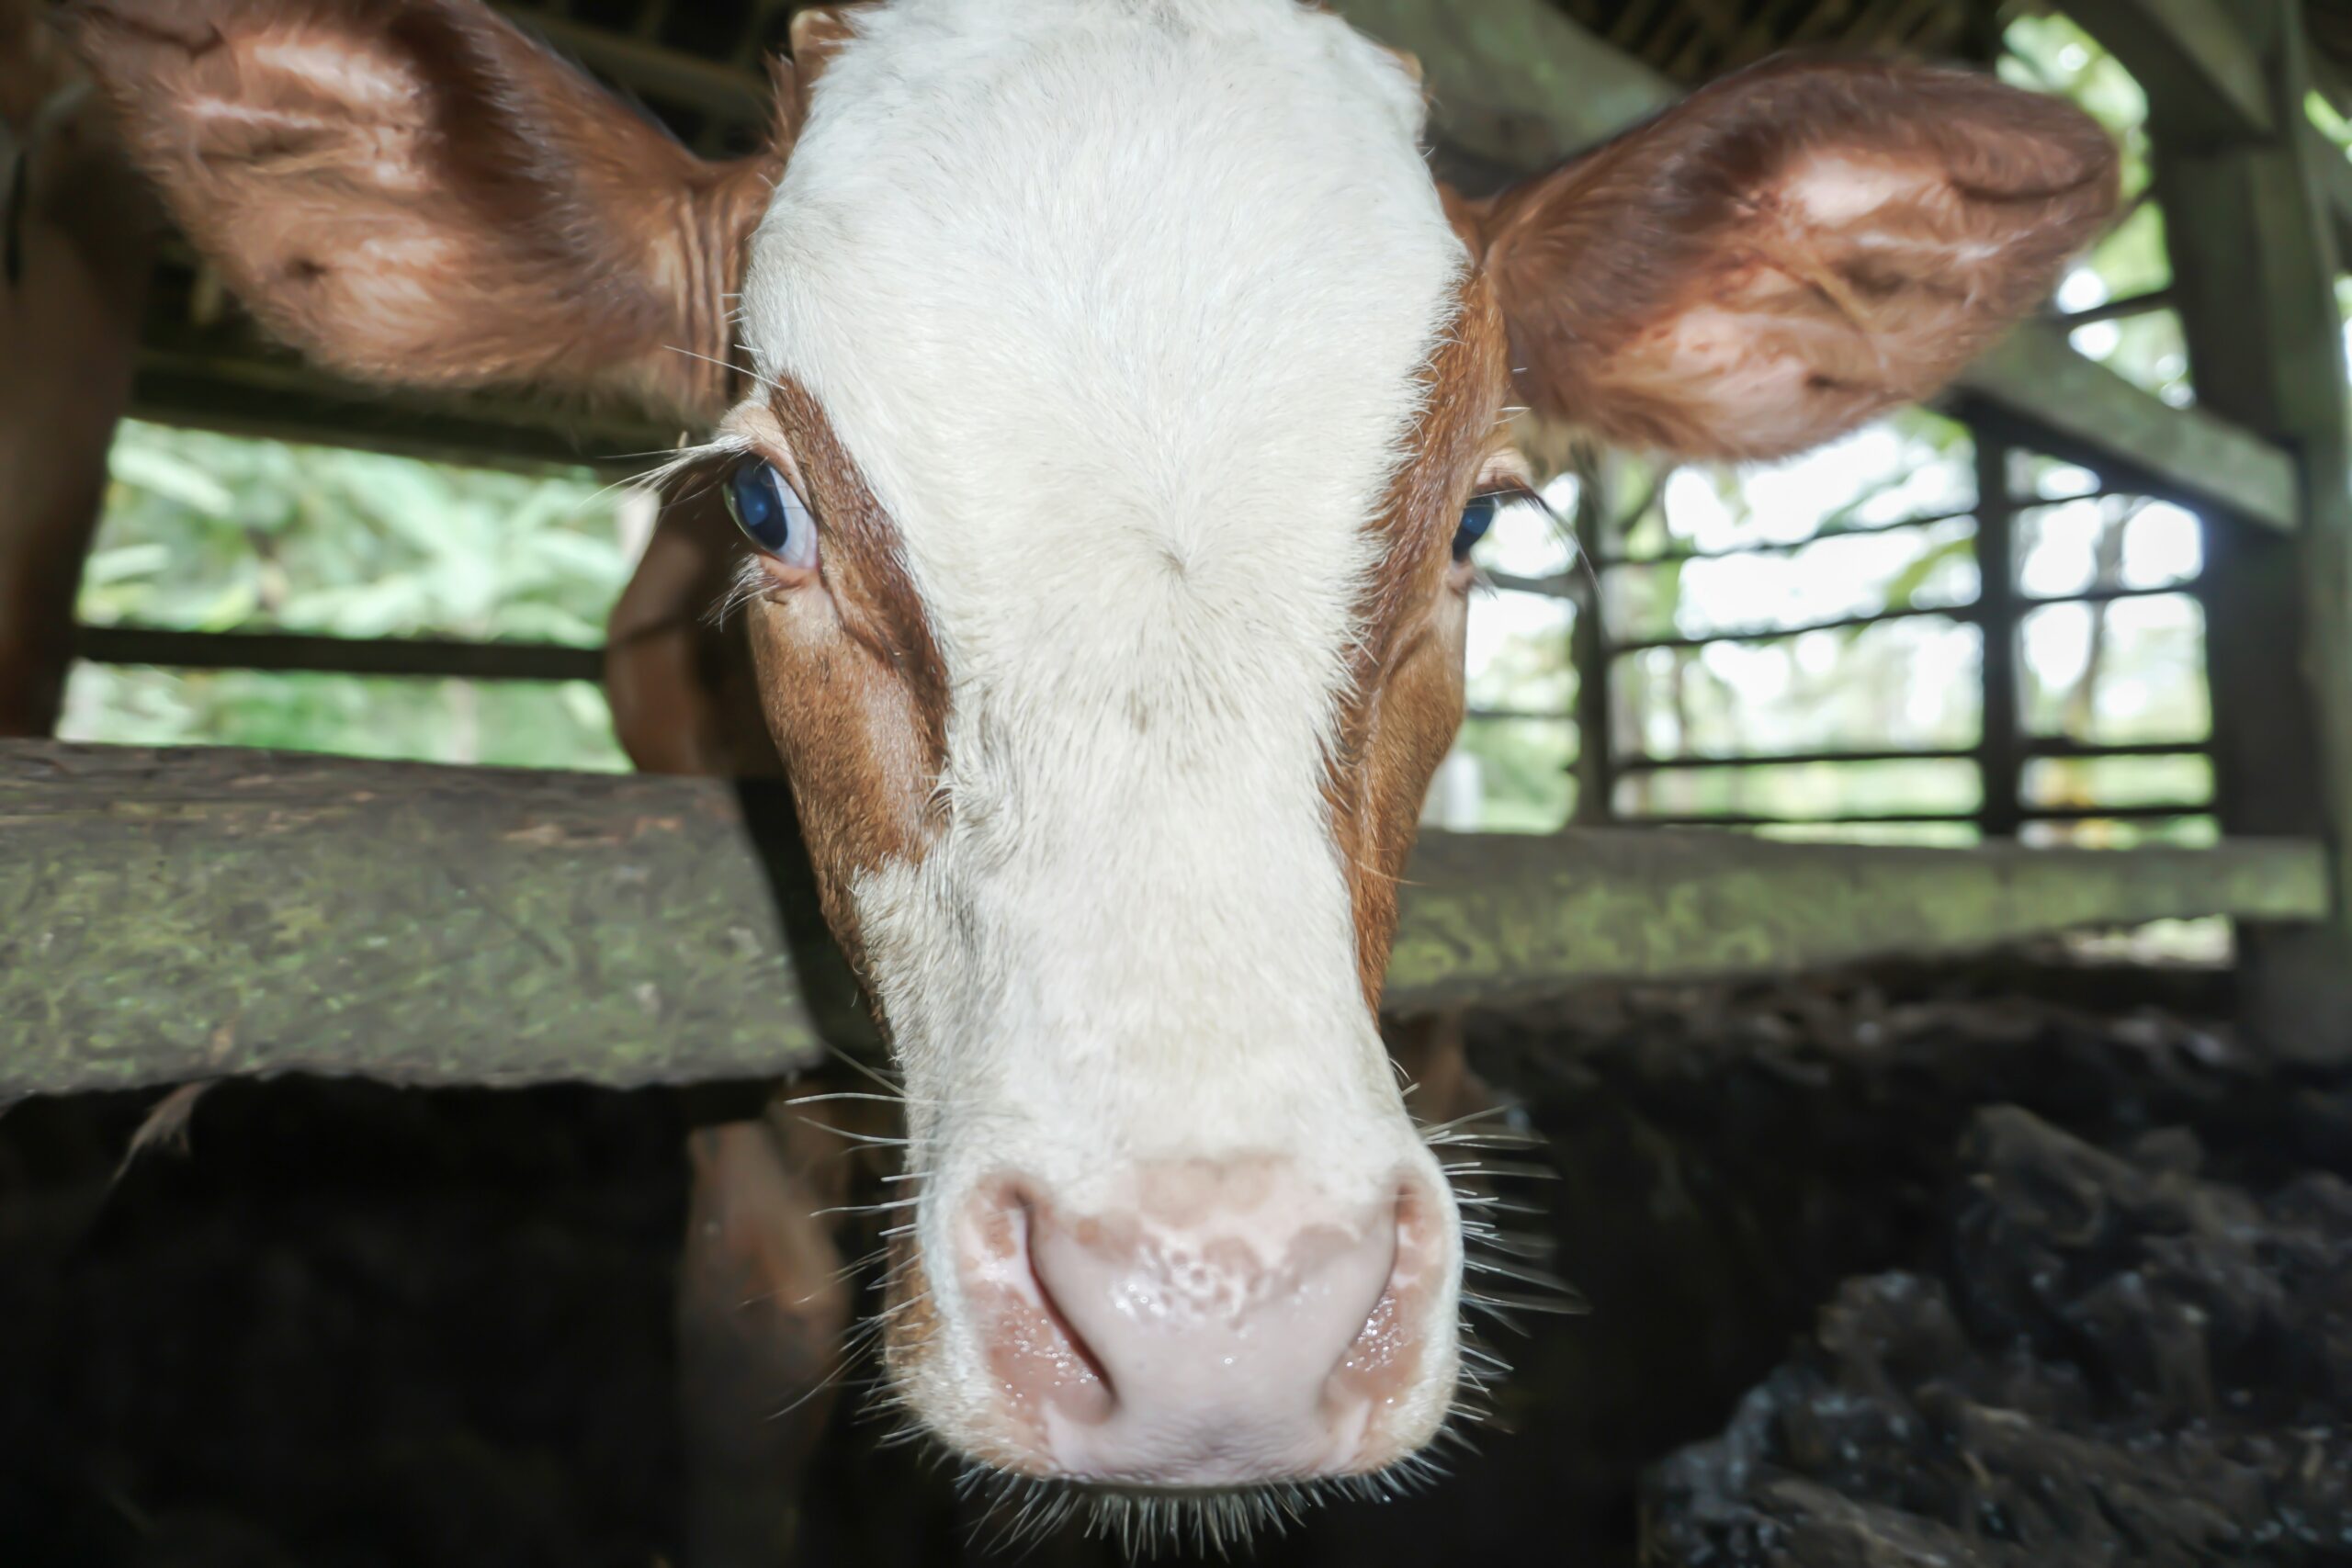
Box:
1453;492;1499;561
724;459;818;571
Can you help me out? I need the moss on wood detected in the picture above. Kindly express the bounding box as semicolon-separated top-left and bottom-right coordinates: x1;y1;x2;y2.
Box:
2;743;2330;1096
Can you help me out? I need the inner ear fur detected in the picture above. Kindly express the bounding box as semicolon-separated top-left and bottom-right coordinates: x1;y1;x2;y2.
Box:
1462;54;2120;461
67;0;799;425
789;4;874;85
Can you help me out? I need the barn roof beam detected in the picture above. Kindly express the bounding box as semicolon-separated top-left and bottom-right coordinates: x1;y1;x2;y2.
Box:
0;741;2327;1098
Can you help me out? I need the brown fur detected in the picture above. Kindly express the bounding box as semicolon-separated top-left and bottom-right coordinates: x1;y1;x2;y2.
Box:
1470;54;2119;460
604;484;787;779
1325;273;1512;1007
738;378;950;984
66;0;791;424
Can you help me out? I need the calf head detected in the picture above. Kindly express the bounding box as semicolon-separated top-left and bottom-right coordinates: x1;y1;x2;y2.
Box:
74;0;2115;1522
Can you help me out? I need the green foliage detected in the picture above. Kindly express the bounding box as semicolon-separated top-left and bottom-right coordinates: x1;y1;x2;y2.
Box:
63;667;628;772
64;422;635;770
84;422;629;642
2001;16;2189;405
1454;717;1576;833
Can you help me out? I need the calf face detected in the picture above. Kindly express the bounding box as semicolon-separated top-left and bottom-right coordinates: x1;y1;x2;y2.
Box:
73;0;2116;1519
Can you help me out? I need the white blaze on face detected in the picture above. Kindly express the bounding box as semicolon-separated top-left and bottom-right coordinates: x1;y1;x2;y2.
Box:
740;0;1469;1465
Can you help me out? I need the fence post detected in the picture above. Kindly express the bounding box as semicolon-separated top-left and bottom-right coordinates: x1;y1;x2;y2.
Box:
2129;0;2352;1059
1975;432;2025;839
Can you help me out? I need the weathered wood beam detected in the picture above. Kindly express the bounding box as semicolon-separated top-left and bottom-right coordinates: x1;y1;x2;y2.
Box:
1389;826;2322;1010
1330;0;1674;175
130;348;678;479
1951;325;2300;533
2064;0;2275;147
2300;122;2352;275
1;742;2328;1098
493;6;772;127
1334;0;2301;535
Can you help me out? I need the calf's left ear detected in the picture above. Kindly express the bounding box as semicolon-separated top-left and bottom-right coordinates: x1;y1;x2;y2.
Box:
1458;57;2120;462
66;0;794;426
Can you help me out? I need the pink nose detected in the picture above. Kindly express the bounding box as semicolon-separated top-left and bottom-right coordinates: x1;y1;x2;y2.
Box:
958;1159;1430;1486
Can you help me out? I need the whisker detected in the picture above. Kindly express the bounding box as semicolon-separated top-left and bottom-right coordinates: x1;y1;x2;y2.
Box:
661;342;785;398
1441;1158;1560;1181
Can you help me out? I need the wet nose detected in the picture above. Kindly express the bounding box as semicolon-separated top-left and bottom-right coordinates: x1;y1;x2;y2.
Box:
959;1158;1426;1486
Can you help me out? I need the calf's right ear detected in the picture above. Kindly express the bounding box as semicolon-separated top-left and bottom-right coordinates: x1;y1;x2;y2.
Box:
67;0;796;426
1458;57;2120;463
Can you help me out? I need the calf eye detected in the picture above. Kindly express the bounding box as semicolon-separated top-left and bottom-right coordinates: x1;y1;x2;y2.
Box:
724;459;819;573
1453;493;1500;561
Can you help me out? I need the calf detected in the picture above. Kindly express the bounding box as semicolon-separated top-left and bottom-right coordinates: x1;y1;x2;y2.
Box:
70;0;2116;1535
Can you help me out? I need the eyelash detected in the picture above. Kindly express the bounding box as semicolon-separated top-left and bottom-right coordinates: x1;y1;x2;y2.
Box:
1456;476;1589;588
1457;479;1543;561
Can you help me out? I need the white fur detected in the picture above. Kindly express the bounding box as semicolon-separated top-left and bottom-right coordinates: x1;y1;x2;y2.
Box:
740;0;1467;1468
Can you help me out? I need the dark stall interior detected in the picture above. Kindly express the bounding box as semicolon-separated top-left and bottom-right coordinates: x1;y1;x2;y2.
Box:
7;956;2348;1566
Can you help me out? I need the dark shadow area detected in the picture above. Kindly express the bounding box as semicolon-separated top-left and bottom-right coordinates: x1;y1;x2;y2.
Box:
3;958;2347;1566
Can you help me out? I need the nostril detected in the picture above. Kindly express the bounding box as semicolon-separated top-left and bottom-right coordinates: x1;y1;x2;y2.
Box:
956;1179;1114;1429
1329;1179;1446;1406
1012;1194;1114;1396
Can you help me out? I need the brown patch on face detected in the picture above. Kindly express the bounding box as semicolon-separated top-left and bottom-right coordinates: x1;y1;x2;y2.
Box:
738;378;951;977
1325;269;1511;1007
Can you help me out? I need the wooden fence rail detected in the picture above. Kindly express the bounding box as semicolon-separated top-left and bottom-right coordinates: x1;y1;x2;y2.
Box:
0;742;2327;1099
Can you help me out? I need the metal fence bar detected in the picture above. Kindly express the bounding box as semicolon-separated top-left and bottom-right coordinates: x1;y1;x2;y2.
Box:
2022;581;2203;608
1978;433;2026;836
1485;491;2135;587
1597;501;1984;567
2024;736;2212;759
74;626;605;684
2014;486;2143;513
1611;602;1973;654
2049;287;2179;328
1572;585;1613;823
1601;581;2199;658
1590;489;2129;570
1620;803;2216;829
1616;738;2211;773
1619;746;1977;771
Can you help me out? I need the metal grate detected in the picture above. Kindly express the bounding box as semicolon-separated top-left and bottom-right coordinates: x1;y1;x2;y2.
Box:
1463;408;2220;841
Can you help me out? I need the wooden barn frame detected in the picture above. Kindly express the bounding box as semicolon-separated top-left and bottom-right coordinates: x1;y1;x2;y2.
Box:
5;0;2348;1098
